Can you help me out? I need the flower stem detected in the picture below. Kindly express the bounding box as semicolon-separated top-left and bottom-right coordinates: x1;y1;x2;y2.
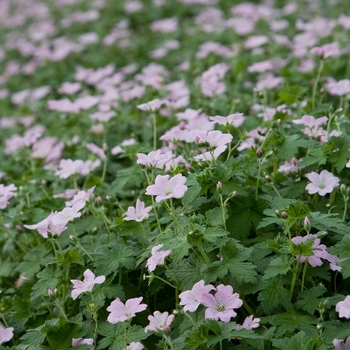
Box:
312;58;324;110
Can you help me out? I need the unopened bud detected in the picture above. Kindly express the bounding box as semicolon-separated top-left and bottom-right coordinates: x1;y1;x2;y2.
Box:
304;217;311;233
256;148;263;158
217;181;222;193
230;191;237;198
69;235;78;246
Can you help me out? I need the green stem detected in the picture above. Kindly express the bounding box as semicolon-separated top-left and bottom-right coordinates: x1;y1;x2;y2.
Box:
146;274;177;289
290;260;300;296
163;335;175;350
312;58;324;110
301;260;308;291
219;195;227;231
343;198;348;221
152;112;157;150
101;157;108;183
197;245;211;264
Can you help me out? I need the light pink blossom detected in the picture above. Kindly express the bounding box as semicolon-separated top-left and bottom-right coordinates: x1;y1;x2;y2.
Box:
292;234;340;270
107;297;147;323
179;280;215;312
145;311;175;333
123;199;152;222
336;296;350;318
0;184;17;209
86;142;106;160
201;284;243;322
146;244;172;272
333;337;350;350
235;315;261;330
305;170;340;196
71;269;106;300
72;338;93;349
123;342;144;350
145;174;188;202
0;325;14;345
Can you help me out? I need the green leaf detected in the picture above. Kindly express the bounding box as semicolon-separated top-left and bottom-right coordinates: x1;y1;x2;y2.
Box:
182;174;201;208
263;255;293;280
31;266;62;300
294;286;327;314
272;331;316;350
93;244;136;276
310;211;348;236
15;246;51;278
328;235;350;278
46;322;80;350
203;227;229;244
166;255;203;290
265;313;317;338
97;323;148;350
258;277;292;315
13;296;31;320
20;326;46;347
205;207;227;227
328;135;350;172
300;145;326;167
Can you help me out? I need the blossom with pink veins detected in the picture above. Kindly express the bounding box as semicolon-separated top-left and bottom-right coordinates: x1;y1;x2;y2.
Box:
137;98;165;112
145;174;188;202
123;342;144;350
201;284;243;322
146;244;172;272
123;199;152;222
179;280;216;312
193;145;227;162
65;186;95;207
0;325;14;345
145;311;175;333
86;142;106;160
71;269;105;300
107;297;147;324
333;337;350;350
24;211;67;238
293;115;328;139
305;169;339;196
0;184;17;209
137;150;172;169
209;113;245;128
336;296;350;318
195;130;233;148
278;157;303;175
72;338;93;349
292;234;341;270
235;315;261;330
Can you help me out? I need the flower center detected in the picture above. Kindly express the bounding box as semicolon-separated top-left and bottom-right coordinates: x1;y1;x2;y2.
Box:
319;182;326;189
165;188;173;195
216;303;225;312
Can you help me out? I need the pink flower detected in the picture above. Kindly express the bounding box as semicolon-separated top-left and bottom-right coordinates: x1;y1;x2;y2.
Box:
123;199;152;222
146;244;172;272
292;234;339;269
201;284;243;322
0;325;14;344
71;269;106;300
209;113;245;128
293;115;328;139
235;315;261;330
0;184;17;209
310;42;340;58
145;174;188;202
65;186;95;207
123;342;144;350
86;143;106;160
179;280;215;312
278;157;303;174
333;337;350;350
72;338;93;349
336;296;350;318
305;170;340;196
145;311;175;333
107;297;147;323
137;98;164;112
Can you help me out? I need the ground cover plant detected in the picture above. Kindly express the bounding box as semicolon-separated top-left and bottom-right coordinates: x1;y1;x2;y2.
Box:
1;0;350;348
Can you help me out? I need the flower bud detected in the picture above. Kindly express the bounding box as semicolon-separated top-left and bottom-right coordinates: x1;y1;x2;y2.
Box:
256;147;263;158
304;217;311;233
